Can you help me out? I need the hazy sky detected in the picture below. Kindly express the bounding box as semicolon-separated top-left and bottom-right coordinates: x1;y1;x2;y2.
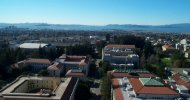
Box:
0;0;190;25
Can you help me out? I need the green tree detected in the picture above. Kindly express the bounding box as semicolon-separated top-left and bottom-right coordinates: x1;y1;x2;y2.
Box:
75;80;91;100
39;69;49;76
100;76;111;100
144;41;154;59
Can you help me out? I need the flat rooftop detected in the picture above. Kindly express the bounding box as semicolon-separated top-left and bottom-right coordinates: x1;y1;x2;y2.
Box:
0;76;76;100
19;43;48;49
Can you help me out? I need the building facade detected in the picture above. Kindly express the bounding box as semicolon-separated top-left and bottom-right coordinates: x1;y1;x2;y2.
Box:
0;76;78;100
102;44;139;68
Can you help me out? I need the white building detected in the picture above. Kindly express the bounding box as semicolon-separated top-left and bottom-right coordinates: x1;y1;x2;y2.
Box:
19;43;55;50
102;44;139;68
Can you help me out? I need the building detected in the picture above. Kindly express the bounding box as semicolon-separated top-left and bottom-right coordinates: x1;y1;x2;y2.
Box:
11;58;51;72
109;69;180;100
26;58;51;72
185;51;190;58
48;54;90;77
102;44;139;68
0;76;78;100
19;43;48;49
108;69;156;78
164;67;190;96
170;73;190;94
112;77;180;100
162;44;175;51
65;69;86;80
180;39;187;45
19;43;54;50
47;62;63;76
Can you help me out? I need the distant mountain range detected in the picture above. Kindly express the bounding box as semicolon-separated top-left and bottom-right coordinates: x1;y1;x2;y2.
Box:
0;23;190;33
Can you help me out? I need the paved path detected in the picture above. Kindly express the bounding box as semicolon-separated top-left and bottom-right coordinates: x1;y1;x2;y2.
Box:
90;59;101;100
90;79;100;100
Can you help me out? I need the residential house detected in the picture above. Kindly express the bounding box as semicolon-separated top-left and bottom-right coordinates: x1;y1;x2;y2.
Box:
162;44;175;51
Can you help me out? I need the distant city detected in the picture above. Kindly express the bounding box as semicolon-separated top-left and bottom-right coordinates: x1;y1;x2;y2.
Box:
0;23;190;33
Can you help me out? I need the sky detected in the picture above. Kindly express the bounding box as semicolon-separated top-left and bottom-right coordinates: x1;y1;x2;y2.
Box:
0;0;190;25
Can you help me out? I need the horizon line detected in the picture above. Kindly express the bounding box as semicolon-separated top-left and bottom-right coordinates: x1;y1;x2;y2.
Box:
0;22;190;26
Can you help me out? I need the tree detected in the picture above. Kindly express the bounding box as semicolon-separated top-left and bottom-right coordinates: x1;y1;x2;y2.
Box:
39;69;49;76
0;80;5;88
140;54;146;67
38;45;44;58
88;62;97;77
100;76;111;100
75;81;91;100
144;41;154;59
114;35;145;49
173;60;183;68
147;54;160;65
182;60;190;68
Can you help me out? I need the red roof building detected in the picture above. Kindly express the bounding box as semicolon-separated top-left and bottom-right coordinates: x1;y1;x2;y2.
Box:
162;44;175;51
65;69;86;80
129;78;179;95
47;62;63;76
171;73;190;93
108;70;156;78
104;44;135;49
111;77;180;100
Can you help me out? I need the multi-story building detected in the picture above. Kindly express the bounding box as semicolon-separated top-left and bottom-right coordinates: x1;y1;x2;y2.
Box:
111;71;180;100
102;44;139;68
19;43;54;50
108;69;156;78
48;54;90;77
0;76;78;100
65;69;86;80
47;62;63;76
11;58;51;72
26;58;51;72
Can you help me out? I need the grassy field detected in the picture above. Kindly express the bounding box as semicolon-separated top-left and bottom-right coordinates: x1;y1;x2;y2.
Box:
161;58;172;66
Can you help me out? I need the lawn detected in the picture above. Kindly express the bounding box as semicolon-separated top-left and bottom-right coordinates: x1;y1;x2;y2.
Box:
161;58;172;67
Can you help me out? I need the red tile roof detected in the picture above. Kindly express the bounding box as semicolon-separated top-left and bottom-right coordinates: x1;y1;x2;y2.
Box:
171;73;190;89
108;71;156;78
112;78;124;100
65;70;85;77
162;44;175;49
79;59;88;65
129;78;143;93
65;56;86;62
47;62;62;70
129;78;179;95
105;44;135;49
138;86;179;95
138;73;157;78
26;58;51;64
